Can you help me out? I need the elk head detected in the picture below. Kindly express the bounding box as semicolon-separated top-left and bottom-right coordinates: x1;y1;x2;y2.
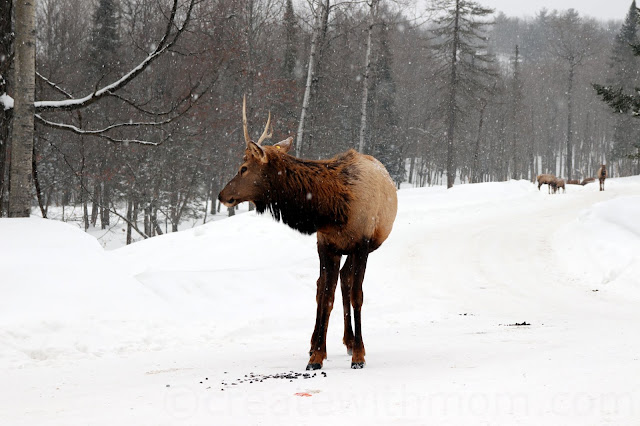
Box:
218;96;294;208
600;164;607;176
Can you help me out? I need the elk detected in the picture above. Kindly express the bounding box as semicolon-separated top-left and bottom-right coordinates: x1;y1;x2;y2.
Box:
597;164;607;191
581;177;596;186
566;179;581;185
218;97;398;370
536;174;556;194
553;177;566;194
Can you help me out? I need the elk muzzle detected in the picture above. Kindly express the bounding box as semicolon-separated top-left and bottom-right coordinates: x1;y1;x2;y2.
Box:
218;182;240;208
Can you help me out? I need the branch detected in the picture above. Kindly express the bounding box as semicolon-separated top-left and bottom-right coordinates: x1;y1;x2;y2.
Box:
36;71;74;99
35;114;161;145
34;0;196;113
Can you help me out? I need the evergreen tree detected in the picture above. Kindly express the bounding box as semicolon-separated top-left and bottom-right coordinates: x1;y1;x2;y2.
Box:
89;0;120;77
282;0;298;79
508;45;525;179
428;0;495;188
599;1;640;171
370;20;404;186
88;0;122;229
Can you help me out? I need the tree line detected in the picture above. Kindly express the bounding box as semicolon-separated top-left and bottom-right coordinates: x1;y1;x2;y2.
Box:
0;0;639;242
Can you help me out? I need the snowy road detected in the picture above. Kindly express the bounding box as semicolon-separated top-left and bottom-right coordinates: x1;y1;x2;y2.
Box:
2;178;640;425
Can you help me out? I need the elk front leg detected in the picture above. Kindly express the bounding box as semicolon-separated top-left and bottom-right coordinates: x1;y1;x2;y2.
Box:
307;245;341;370
340;254;355;355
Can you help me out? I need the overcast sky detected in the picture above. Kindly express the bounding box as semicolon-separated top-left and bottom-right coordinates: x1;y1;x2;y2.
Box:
479;0;633;21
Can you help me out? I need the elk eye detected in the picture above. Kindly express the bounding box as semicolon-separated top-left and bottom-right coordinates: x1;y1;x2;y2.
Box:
240;166;247;175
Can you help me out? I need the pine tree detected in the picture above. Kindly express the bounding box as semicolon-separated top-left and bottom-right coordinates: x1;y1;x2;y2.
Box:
89;0;120;77
282;0;298;80
428;0;495;188
509;45;525;179
597;1;640;172
370;20;404;186
88;0;121;229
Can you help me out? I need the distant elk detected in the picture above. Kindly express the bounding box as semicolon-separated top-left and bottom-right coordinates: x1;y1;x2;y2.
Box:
553;177;565;194
597;164;607;191
218;97;398;370
566;179;581;185
536;174;557;194
581;177;596;186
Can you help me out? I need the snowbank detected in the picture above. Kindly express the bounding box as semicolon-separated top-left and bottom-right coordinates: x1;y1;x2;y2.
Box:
0;218;172;363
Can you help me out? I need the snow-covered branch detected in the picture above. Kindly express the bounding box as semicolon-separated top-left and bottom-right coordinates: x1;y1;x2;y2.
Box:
35;115;161;146
33;0;195;113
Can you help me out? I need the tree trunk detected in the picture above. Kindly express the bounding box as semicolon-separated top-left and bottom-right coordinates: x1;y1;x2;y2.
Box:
565;64;575;180
32;139;46;218
80;140;89;230
126;196;133;245
91;180;100;226
471;97;488;184
445;0;461;189
358;0;377;154
8;0;36;217
100;181;111;229
295;0;329;157
0;0;13;217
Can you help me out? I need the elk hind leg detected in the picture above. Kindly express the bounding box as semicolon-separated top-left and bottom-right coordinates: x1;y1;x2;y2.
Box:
350;247;369;369
340;254;355;355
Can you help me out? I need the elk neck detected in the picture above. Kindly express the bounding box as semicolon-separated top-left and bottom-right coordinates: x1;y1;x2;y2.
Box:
254;151;356;235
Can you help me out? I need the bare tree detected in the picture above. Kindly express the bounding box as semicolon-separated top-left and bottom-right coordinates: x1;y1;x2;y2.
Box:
4;0;198;217
296;0;330;157
547;9;600;180
8;0;36;217
358;0;379;153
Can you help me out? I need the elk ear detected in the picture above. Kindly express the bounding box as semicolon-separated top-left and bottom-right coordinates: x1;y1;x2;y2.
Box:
274;136;294;153
247;141;268;163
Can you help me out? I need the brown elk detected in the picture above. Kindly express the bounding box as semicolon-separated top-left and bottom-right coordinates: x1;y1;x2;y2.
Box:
536;174;556;194
581;177;596;186
597;164;607;191
218;97;398;370
553;177;566;194
566;179;580;185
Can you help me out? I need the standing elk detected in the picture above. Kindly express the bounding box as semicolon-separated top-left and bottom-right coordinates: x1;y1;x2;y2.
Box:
597;164;607;191
218;97;398;370
537;174;556;194
553;177;566;194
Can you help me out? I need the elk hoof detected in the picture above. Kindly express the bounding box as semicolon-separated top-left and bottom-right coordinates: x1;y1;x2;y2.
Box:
351;362;365;369
306;363;322;371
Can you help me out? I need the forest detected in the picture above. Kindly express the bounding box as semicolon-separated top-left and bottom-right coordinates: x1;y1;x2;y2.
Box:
1;0;639;242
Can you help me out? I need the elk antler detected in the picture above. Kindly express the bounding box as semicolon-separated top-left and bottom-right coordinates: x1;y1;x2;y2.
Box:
256;111;273;146
243;94;251;145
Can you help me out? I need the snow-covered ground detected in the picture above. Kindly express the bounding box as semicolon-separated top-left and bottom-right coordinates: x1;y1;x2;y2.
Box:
2;177;640;425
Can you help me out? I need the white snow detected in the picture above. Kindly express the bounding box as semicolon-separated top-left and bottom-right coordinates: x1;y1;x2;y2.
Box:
2;177;640;425
0;93;13;110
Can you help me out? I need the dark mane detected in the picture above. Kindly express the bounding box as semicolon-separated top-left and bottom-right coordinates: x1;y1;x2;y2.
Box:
254;150;357;235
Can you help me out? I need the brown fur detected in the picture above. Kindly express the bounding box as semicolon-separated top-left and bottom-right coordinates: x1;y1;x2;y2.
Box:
553;177;565;194
219;128;397;370
567;179;580;185
597;165;607;191
581;177;596;186
536;174;556;194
